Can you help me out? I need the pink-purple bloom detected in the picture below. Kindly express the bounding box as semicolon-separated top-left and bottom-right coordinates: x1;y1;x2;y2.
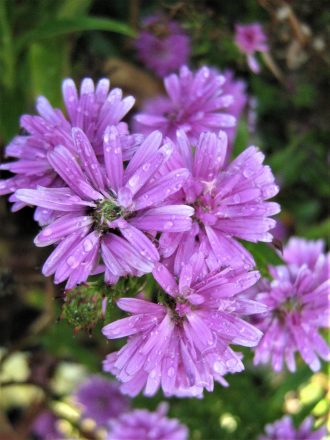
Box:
221;70;247;156
253;237;330;372
259;415;327;440
102;251;266;398
16;127;193;288
235;23;268;73
135;15;191;77
75;375;129;426
134;66;236;143
32;410;60;440
159;130;280;272
0;78;138;225
107;403;188;440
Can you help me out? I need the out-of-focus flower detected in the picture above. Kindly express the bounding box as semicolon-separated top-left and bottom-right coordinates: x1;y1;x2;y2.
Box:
0;78;138;225
135;14;191;77
221;70;248;160
75;375;129;426
235;23;268;73
32;410;61;440
16;128;193;288
253;237;330;372
103;252;265;398
107;403;188;440
159;130;280;272
134;66;236;143
259;415;327;440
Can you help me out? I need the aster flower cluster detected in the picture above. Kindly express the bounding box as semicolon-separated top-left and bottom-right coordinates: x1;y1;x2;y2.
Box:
259;415;327;440
251;237;330;372
0;73;280;397
2;11;327;408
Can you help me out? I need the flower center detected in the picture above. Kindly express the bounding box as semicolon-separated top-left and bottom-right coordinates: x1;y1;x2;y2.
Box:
92;198;122;233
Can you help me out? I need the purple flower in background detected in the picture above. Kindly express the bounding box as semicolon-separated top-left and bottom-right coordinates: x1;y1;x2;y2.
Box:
159;130;280;272
107;403;188;440
221;70;247;160
283;237;326;270
135;14;191;77
103;251;265;398
32;411;60;440
134;66;236;143
235;23;268;73
75;375;129;426
259;415;327;440
253;237;330;372
16;127;193;288
0;78;137;225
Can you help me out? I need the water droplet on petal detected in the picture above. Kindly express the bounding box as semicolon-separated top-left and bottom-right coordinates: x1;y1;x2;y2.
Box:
83;239;93;252
67;256;79;268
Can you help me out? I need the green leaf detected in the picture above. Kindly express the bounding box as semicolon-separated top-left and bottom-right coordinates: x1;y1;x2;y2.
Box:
15;16;136;53
243;242;283;278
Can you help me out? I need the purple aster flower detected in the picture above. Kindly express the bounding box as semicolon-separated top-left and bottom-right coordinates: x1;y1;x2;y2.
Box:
32;410;60;440
107;403;188;440
0;78;138;225
75;375;129;426
16;127;193;288
235;23;268;73
253;237;330;372
134;66;236;143
102;251;265;398
259;415;327;440
221;70;247;158
159;130;280;272
135;14;191;77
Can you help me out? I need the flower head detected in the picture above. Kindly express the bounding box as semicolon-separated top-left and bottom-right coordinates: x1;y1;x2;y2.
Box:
103;252;265;398
159;130;280;272
259;415;327;440
16;127;193;288
235;23;268;73
32;411;60;440
75;375;129;426
134;66;236;143
135;14;191;77
221;70;247;160
0;78;138;225
107;403;188;440
253;238;330;372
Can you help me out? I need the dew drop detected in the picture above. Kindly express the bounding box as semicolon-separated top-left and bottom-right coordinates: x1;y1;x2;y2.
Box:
213;361;224;374
163;221;174;230
83;239;93;252
67;256;79;268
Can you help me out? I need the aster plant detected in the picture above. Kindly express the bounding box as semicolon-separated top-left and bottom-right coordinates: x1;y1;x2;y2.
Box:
159;129;280;272
235;23;268;73
102;252;266;398
106;403;188;440
0;78;138;225
134;66;236;143
135;14;191;78
74;375;130;426
15;125;193;288
252;237;330;372
259;415;327;440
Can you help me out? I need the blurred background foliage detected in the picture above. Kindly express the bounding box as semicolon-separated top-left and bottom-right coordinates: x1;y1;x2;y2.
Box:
0;0;329;439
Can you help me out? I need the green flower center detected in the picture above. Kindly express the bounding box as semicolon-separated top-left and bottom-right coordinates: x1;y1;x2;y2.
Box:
93;198;122;233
